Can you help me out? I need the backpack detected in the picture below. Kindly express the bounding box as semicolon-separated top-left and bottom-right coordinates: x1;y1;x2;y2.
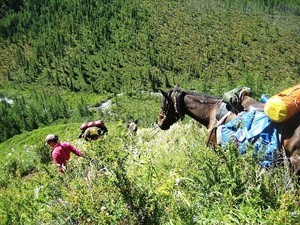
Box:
80;120;104;130
223;87;251;108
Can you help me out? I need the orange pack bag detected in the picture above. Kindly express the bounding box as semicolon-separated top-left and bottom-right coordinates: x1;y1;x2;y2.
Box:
264;84;300;122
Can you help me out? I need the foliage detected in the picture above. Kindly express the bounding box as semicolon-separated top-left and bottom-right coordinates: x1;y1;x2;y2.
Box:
0;0;300;224
0;121;299;224
0;90;89;142
0;89;160;142
0;0;299;142
0;0;23;19
0;0;299;96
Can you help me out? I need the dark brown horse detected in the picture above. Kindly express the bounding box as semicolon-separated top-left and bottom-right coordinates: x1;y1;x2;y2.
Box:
157;85;300;173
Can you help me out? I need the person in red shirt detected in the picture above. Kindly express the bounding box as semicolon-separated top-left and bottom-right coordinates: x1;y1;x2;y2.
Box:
45;134;84;173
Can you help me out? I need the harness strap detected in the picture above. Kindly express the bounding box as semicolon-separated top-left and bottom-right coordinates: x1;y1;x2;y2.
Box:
208;111;232;133
171;90;185;120
206;111;232;147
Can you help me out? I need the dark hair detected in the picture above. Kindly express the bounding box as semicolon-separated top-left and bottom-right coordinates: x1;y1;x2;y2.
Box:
46;135;58;143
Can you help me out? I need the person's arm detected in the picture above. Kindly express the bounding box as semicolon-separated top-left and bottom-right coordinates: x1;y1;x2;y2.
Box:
67;143;84;157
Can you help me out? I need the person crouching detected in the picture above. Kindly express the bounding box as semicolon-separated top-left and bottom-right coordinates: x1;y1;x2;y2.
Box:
82;126;103;141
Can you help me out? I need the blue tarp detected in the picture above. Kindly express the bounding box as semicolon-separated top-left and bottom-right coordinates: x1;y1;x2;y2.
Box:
219;111;280;167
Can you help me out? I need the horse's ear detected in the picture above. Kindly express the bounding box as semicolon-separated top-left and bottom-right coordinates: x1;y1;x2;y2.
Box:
160;89;167;98
174;84;180;91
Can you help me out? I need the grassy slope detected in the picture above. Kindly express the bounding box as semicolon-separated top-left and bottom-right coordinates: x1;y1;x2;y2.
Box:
0;120;299;224
0;1;300;224
0;92;161;158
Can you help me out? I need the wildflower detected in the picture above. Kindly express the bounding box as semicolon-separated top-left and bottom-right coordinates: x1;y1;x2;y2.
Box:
34;185;44;199
193;215;198;222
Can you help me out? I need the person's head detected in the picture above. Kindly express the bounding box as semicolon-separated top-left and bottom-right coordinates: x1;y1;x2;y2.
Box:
45;134;59;146
134;119;138;124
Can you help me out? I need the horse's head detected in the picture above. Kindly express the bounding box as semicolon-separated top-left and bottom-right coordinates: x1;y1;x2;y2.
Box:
158;85;185;130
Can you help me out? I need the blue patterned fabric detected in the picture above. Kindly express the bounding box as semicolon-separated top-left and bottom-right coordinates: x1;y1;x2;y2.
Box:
220;111;279;167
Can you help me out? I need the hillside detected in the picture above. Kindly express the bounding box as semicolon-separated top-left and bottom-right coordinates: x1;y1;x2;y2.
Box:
0;0;300;224
0;0;299;94
0;0;300;142
0;121;299;224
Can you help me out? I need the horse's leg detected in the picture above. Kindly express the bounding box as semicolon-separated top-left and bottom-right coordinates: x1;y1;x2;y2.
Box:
206;128;217;147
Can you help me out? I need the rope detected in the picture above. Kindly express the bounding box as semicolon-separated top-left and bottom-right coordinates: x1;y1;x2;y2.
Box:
144;127;161;142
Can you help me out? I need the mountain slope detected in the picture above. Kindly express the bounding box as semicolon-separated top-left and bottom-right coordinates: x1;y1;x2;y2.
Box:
0;0;299;97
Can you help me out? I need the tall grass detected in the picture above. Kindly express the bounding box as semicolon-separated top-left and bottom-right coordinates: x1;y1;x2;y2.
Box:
0;121;298;224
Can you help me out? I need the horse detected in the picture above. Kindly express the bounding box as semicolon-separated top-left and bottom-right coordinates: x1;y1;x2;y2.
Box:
157;85;300;174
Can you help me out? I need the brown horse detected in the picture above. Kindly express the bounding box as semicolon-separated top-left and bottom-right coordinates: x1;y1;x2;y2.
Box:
157;85;300;174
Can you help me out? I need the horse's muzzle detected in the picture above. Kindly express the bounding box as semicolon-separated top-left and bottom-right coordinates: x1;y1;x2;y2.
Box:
157;119;170;130
158;124;170;130
157;114;169;130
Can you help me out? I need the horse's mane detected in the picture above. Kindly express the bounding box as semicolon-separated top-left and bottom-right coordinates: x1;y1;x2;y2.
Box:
184;91;222;104
164;87;222;108
167;88;221;99
186;91;221;99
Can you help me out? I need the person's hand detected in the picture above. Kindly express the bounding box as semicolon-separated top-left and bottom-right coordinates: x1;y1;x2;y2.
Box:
57;164;66;173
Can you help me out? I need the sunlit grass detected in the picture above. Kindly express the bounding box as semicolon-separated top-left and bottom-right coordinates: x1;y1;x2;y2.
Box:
0;119;299;224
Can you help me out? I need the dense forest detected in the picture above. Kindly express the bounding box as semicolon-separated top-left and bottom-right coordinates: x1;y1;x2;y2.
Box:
0;0;299;142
